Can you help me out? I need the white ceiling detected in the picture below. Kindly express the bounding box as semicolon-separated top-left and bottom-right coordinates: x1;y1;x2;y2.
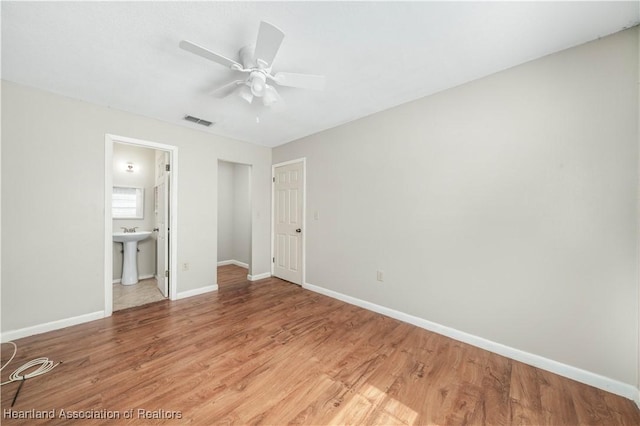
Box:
2;2;638;147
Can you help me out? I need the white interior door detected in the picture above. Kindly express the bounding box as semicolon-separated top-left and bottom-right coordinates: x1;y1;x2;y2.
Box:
155;152;170;297
273;161;304;285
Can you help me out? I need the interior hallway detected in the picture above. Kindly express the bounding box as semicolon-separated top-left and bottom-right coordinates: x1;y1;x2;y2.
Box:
217;264;250;290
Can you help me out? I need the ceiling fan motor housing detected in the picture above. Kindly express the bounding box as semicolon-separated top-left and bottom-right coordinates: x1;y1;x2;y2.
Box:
239;45;257;69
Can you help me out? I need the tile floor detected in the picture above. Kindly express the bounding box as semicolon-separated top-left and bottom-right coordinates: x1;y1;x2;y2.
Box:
113;278;166;311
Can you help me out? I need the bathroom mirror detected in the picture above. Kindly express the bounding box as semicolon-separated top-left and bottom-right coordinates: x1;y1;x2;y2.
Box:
112;186;144;219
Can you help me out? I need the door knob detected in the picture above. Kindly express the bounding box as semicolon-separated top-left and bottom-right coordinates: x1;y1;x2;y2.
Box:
296;228;302;233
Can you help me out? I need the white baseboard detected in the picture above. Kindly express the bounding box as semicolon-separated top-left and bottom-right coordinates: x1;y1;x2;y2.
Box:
112;274;155;285
1;311;105;343
176;284;219;300
248;272;271;281
217;260;249;269
303;282;640;404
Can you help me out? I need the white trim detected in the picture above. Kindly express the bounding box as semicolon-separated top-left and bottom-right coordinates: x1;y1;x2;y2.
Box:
104;137;113;316
217;260;249;269
1;311;105;343
248;272;271;281
303;281;640;404
105;134;180;319
301;159;306;286
637;31;640;409
271;158;306;286
176;285;218;300
112;274;155;285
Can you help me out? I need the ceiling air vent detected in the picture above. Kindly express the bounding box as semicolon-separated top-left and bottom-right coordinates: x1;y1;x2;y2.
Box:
184;115;214;127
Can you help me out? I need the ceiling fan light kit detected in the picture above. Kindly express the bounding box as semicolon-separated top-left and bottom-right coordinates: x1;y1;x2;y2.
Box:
263;85;280;107
250;71;267;97
238;85;254;104
180;21;325;109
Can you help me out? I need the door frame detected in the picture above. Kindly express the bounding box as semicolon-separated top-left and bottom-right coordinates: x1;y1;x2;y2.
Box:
155;151;170;297
271;158;306;285
104;134;179;316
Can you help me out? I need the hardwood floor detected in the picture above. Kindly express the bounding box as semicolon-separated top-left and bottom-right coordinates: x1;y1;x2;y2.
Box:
217;264;249;289
2;268;639;425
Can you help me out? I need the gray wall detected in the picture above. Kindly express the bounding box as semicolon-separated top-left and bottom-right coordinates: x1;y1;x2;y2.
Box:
233;163;251;265
2;80;272;333
217;161;235;263
217;160;251;265
273;28;639;386
112;143;156;280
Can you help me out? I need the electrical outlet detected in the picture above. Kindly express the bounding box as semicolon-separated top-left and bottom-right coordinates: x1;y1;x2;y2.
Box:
182;262;190;271
377;270;384;282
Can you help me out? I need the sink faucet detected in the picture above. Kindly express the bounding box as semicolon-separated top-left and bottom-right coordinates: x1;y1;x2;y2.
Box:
121;227;139;233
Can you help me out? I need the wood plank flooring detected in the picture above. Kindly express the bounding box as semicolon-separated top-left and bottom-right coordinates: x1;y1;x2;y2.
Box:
217;264;249;289
1;265;639;425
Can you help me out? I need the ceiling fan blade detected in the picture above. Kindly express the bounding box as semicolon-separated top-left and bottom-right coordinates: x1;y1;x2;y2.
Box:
211;80;246;98
273;72;325;90
179;40;243;70
254;21;285;67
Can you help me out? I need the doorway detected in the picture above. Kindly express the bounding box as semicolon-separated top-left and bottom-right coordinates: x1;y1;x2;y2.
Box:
271;159;305;285
104;134;179;316
217;160;252;288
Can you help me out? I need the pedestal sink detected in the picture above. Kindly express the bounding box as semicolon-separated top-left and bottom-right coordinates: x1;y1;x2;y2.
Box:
113;231;152;285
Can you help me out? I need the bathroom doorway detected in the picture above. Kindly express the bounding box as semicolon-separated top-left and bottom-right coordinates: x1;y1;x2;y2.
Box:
217;160;252;288
104;134;179;316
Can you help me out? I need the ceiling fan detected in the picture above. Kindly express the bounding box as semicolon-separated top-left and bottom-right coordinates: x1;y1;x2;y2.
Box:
180;21;325;107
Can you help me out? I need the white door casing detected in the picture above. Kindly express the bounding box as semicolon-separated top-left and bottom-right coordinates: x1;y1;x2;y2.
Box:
105;133;179;317
273;160;304;285
155;152;170;297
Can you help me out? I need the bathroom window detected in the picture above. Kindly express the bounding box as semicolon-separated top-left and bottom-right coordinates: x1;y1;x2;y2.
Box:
112;186;144;219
